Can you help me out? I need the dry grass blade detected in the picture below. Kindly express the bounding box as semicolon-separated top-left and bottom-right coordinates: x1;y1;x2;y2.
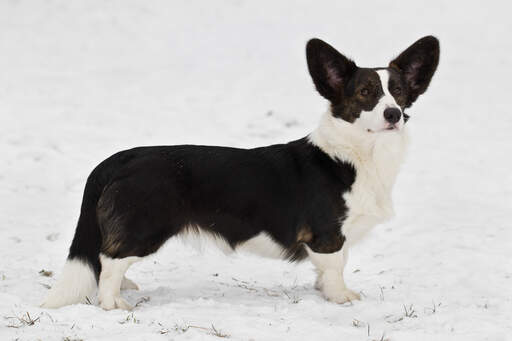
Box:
39;269;53;277
210;324;230;338
5;312;41;328
351;318;366;328
403;304;418;318
186;324;230;338
370;332;390;341
135;296;150;307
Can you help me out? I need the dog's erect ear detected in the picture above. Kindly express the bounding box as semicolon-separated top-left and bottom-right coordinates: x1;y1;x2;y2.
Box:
389;36;440;107
306;38;357;103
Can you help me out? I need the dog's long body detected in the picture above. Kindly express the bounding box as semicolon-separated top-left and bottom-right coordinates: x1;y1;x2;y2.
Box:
42;36;439;310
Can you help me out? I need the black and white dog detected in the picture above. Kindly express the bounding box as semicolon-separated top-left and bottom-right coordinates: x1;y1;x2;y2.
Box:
42;36;439;310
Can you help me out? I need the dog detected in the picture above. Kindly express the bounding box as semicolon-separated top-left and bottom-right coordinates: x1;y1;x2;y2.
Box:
41;36;439;310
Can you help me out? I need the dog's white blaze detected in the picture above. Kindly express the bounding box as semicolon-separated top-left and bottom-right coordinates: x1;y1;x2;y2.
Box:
376;69;404;130
40;258;97;309
98;254;140;310
354;69;404;132
376;69;400;109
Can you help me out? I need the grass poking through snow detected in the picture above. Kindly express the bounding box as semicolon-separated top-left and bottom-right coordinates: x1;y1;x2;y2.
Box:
171;322;230;338
4;312;40;328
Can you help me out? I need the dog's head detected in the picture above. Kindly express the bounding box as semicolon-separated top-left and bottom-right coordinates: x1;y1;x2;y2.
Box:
306;36;439;133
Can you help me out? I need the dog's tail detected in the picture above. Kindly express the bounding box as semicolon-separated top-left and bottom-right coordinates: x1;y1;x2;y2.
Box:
41;172;104;308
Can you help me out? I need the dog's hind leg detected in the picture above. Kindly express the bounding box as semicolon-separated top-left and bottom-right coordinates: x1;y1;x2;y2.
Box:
98;254;141;310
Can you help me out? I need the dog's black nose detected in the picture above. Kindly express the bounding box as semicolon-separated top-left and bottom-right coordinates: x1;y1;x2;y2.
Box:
384;107;401;124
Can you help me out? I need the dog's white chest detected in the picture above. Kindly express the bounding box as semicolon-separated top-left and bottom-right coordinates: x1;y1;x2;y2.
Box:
341;132;409;245
308;113;410;245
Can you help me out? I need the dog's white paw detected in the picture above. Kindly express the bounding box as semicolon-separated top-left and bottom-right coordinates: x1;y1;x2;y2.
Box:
319;271;360;304
121;276;139;291
324;287;361;304
99;294;133;311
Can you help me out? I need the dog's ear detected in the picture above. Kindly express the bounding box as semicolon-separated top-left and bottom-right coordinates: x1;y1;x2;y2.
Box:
389;36;440;107
306;38;357;103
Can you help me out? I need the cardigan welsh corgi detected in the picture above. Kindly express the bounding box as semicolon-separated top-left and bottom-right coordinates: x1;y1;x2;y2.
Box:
42;36;439;310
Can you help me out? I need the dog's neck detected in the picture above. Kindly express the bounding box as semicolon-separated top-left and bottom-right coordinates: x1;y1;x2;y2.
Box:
309;112;409;188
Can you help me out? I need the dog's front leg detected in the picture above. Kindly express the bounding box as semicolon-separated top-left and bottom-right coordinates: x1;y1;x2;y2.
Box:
307;246;360;304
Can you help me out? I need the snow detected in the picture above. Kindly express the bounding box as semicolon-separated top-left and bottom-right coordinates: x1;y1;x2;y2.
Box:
1;0;511;340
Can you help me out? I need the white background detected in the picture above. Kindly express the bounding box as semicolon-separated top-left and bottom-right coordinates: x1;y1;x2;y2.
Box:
1;1;511;340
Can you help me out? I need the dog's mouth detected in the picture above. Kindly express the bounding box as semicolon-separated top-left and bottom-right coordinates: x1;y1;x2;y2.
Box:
367;125;398;133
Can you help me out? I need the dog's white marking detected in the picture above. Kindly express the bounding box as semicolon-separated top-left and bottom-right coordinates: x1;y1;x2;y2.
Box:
354;69;404;132
376;69;401;109
309;111;408;246
306;246;360;303
236;232;285;258
40;258;97;309
98;254;140;310
308;110;408;299
179;225;286;259
178;225;234;254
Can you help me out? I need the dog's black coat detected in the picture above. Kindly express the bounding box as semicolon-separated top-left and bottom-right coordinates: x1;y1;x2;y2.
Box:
69;137;355;278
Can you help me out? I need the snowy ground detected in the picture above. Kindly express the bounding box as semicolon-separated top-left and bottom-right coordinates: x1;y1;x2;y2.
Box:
1;1;511;340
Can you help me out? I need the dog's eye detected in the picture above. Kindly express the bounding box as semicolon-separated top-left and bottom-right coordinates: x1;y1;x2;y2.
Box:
360;88;369;96
393;87;402;95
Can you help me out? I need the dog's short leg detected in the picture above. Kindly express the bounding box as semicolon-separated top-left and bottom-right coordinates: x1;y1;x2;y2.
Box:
307;246;360;304
98;254;141;310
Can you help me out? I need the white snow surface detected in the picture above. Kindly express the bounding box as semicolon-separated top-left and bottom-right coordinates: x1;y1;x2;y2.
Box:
1;1;511;340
